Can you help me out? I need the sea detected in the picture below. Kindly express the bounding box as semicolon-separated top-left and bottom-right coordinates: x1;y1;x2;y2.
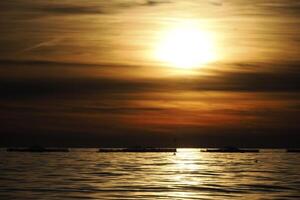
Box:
0;149;299;200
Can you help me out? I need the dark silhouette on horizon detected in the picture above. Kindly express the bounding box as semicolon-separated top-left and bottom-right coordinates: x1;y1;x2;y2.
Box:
99;147;176;153
201;146;260;153
286;148;300;153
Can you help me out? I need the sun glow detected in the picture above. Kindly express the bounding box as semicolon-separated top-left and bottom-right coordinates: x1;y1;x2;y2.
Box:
156;23;216;69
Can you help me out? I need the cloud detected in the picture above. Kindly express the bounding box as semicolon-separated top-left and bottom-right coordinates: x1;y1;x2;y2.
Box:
21;38;64;52
37;4;106;15
144;0;171;6
0;1;106;16
1;60;300;100
209;0;223;7
0;0;172;19
118;0;171;8
0;77;160;100
192;67;300;92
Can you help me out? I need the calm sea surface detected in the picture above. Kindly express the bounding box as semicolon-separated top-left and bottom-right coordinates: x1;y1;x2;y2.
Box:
0;149;299;199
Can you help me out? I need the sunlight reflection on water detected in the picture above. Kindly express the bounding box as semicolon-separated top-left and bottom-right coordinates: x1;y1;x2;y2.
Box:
0;149;299;199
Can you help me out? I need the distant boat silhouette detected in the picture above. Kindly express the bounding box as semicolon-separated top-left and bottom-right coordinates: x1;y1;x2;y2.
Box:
7;145;69;152
201;147;259;153
286;148;300;153
99;147;176;153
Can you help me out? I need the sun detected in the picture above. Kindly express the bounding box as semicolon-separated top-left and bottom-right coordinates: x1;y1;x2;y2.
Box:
155;23;216;69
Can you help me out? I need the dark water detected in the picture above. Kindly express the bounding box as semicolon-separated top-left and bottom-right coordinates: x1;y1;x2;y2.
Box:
0;149;299;199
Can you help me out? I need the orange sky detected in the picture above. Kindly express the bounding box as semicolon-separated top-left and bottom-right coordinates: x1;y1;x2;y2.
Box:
0;0;300;147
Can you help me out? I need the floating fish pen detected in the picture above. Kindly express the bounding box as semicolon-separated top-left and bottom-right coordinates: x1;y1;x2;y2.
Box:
286;148;300;153
201;147;259;153
99;148;177;153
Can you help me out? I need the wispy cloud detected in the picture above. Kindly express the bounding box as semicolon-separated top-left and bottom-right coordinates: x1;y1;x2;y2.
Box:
209;0;223;7
38;4;106;15
21;38;64;52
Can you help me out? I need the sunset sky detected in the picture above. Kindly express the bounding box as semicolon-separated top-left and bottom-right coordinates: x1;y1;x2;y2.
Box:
1;0;300;147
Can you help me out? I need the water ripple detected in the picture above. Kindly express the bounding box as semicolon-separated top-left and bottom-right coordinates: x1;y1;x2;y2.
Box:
0;149;299;199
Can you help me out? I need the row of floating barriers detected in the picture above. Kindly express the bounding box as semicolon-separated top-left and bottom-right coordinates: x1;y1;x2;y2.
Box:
5;146;300;153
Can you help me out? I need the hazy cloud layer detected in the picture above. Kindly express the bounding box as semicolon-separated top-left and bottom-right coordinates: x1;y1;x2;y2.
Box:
1;60;300;100
0;0;172;17
0;0;300;147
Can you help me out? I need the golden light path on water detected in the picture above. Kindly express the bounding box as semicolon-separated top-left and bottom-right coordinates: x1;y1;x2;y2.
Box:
2;149;300;199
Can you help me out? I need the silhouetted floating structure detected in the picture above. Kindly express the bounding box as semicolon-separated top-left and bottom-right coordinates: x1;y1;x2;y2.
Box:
7;146;69;152
99;148;176;153
286;148;300;153
201;147;259;153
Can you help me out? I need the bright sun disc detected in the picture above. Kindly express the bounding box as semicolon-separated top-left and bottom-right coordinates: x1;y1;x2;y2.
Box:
156;24;216;69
